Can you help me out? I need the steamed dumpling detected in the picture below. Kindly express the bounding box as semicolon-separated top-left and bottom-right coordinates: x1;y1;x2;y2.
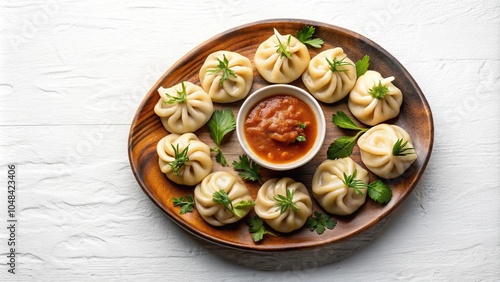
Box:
157;133;213;186
254;29;310;83
194;171;253;226
254;177;312;233
154;81;213;133
348;70;403;126
358;124;417;179
199;51;253;103
312;158;368;216
302;47;357;103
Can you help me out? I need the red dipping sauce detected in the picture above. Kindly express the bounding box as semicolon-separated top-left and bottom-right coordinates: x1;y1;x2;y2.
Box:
244;95;317;164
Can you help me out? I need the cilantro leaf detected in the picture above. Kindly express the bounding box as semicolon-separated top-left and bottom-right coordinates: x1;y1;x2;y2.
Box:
247;216;277;242
232;154;262;184
207;109;236;166
172;195;194;214
368;180;392;204
296;26;324;48
355;55;370;78
306;211;337;235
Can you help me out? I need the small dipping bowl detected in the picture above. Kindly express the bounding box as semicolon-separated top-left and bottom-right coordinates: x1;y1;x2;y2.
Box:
236;84;326;171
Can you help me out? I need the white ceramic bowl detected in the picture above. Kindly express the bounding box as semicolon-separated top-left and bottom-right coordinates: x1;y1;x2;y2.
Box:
236;84;326;171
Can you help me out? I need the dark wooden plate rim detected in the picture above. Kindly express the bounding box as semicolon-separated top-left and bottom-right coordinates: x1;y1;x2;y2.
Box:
128;18;434;252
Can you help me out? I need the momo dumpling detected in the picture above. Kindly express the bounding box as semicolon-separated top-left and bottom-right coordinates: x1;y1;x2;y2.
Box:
254;177;312;233
157;133;213;186
199;51;253;103
348;70;403;126
312;158;368;216
254;29;310;83
302;47;357;103
358;124;417;179
194;171;253;226
154;81;213;133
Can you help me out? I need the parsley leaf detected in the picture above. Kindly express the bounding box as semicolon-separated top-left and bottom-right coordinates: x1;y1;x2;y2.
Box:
232;154;262;184
296;26;324;48
207;109;236;166
306;211;337;235
368;180;392;204
247;215;277;242
355;55;370;78
172;195;194;214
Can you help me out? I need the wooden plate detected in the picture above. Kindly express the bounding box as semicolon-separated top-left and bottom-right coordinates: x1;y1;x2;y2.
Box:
128;19;433;267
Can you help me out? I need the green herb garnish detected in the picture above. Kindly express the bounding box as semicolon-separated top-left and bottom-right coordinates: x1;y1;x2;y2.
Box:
342;170;367;195
368;80;390;99
207;109;236;166
306;211;337;235
212;189;254;218
355;55;370;78
326;56;353;73
274;188;299;214
296;135;306;142
275;34;292;59
164;82;187;104
232;154;262;184
168;144;189;176
392;138;415;156
367;180;392;204
326;111;368;159
296;25;324;48
172;195;194;214
206;54;237;87
247;216;277;242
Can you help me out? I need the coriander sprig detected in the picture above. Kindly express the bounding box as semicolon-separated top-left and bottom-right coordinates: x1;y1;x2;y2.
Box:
247;215;277;242
274;188;299;214
306;211;337;235
392;138;415;156
326;56;353;73
212;189;254;218
327;111;368;159
232;154;262;184
164;82;187;104
296;25;324;48
206;54;237;87
207;109;236;166
172;195;194;214
168;144;189;176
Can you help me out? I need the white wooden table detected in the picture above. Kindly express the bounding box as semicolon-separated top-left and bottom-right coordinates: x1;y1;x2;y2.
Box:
1;0;499;280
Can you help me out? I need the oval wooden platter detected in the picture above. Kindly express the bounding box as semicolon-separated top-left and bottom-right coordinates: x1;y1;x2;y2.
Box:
128;19;433;268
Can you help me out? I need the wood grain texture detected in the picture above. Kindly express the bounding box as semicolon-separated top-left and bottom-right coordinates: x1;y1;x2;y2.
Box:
128;19;433;264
